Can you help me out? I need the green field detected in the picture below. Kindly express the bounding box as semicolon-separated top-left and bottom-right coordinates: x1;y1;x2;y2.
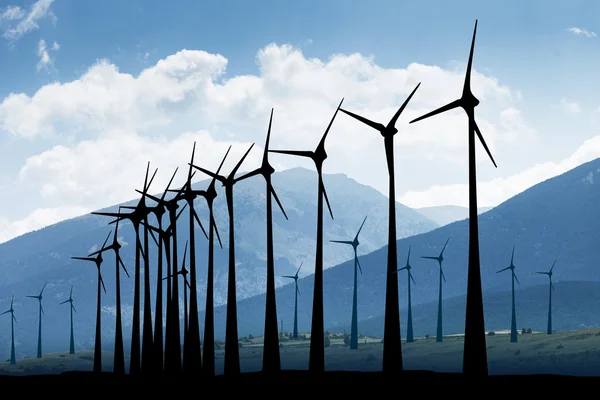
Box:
2;328;600;376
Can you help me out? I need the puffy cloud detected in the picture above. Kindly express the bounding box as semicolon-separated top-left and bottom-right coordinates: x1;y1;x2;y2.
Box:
1;0;56;41
36;38;59;71
561;98;581;114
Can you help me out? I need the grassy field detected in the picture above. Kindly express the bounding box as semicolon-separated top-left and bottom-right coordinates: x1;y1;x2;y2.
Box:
2;328;600;376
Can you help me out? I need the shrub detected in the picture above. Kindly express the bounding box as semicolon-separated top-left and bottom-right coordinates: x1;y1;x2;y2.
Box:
248;334;253;340
343;334;350;347
487;331;496;336
521;328;527;334
425;334;430;339
359;334;365;339
526;328;532;334
324;334;331;348
325;331;330;336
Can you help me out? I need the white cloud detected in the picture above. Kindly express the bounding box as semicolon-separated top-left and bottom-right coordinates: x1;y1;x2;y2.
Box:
400;135;600;208
567;27;597;38
0;43;535;242
561;98;581;114
0;206;89;243
36;38;59;71
2;0;56;41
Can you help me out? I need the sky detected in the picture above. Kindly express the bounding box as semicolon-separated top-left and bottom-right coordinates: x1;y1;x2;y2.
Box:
0;0;599;243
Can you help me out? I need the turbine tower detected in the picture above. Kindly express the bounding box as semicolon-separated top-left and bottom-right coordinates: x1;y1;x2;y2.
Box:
282;263;302;339
2;296;17;364
409;20;497;376
72;230;112;373
233;109;289;372
420;237;450;343
396;246;416;343
26;282;47;359
190;143;258;375
497;246;520;343
91;213;130;375
329;215;367;350
269;99;343;374
59;286;76;355
339;86;420;373
537;258;557;335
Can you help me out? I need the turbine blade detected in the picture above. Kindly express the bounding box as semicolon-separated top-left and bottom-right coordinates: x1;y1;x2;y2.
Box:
297;285;301;296
182;240;189;267
497;266;511;273
473;120;497;168
513;272;520;285
387;82;421;129
317;98;344;148
187;141;197;181
192;208;209;240
190;165;226;184
216;145;232;176
355;215;368;240
119;206;137;210
12;315;17;323
91;211;125;218
143;161;150;194
296;262;303;277
186;279;191;290
100;275;107;294
536;271;549;275
101;230;112;251
1;310;9;315
268;149;314;159
321;180;334;220
440;237;450;256
406;245;411;265
235;168;261;183
72;305;76;313
72;256;95;262
270;185;288;220
550;258;557;273
441;268;447;283
60;299;69;305
263;109;274;162
148;227;159;247
281;276;296;279
421;256;438;261
41;304;44;315
26;295;38;299
176;202;188;220
397;266;408;272
510;245;515;266
551;281;555;291
230;143;255;178
118;255;130;279
162;167;179;201
338;108;385;132
212;215;223;249
135;190;162;204
330;240;353;245
410;272;416;285
357;257;363;275
409;99;462;124
146;167;159;193
463;19;478;96
40;282;47;296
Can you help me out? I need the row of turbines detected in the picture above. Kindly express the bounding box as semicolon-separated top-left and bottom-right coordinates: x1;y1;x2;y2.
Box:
4;19;535;378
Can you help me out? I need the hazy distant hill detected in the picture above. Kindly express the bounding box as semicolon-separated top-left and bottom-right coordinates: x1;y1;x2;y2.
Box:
205;158;600;340
415;205;493;226
329;281;600;338
0;167;437;360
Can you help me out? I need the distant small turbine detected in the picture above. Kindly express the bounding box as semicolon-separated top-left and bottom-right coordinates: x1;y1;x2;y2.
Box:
536;258;557;335
497;246;520;343
2;296;17;364
330;215;367;350
395;246;416;343
60;285;76;354
281;263;302;339
26;282;47;359
421;237;450;343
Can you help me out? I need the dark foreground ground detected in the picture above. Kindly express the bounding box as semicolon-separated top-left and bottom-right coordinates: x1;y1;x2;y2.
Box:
0;370;599;385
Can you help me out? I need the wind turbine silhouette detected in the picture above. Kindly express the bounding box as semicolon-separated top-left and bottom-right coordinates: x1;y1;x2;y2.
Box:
409;20;496;377
234;109;289;372
329;215;367;350
339;84;420;373
497;246;520;343
282;262;302;339
395;246;416;343
178;147;228;377
90;213;130;375
165;241;191;342
72;230;111;373
420;237;450;343
59;285;76;355
190;143;257;375
269;98;343;374
27;282;47;359
2;295;17;364
537;258;557;335
92;163;156;376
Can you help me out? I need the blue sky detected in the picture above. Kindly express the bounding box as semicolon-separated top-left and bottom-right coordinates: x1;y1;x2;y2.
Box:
0;0;599;242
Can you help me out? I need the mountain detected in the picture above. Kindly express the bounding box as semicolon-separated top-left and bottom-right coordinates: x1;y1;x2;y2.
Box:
0;167;437;360
204;157;600;340
415;205;493;226
329;281;600;338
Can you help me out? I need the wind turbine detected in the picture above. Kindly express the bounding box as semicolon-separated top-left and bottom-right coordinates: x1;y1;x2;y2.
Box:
233;109;289;372
180;147;228;377
72;230;111;373
164;241;191;344
409;20;497;376
269;98;343;374
329;215;367;350
90;213;130;375
27;282;48;359
282;263;302;339
396;246;416;343
339;84;420;373
420;237;450;343
537;258;557;335
497;246;520;343
91;163;157;375
2;296;17;364
59;286;76;355
190;143;258;375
